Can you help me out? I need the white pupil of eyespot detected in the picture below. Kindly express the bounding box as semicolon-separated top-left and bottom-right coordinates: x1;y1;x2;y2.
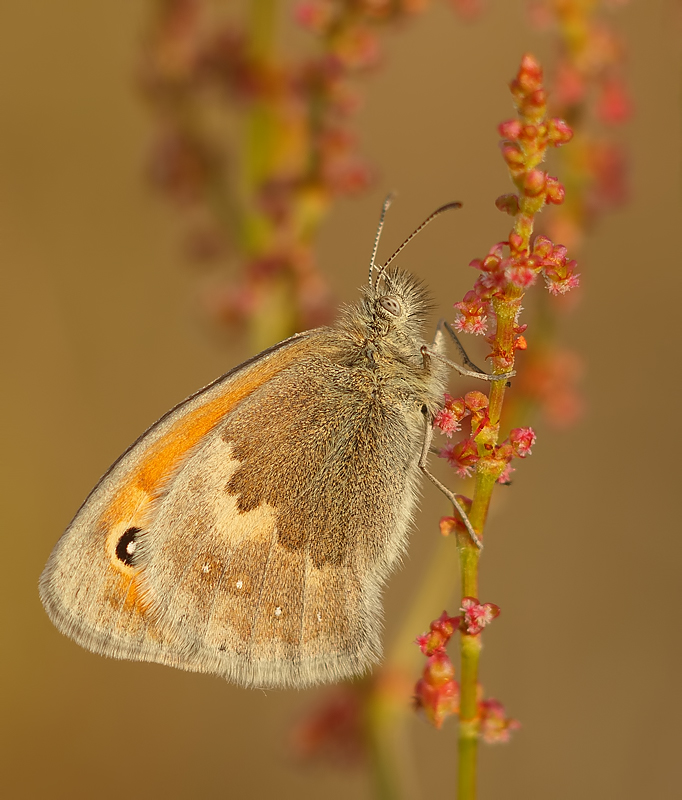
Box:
380;296;401;316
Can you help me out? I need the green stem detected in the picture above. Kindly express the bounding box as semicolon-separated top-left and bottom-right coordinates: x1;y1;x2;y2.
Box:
457;536;481;800
242;0;299;347
365;689;415;800
456;256;526;800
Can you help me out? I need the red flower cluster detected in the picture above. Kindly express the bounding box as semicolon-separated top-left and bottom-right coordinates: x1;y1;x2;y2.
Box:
290;686;365;765
414;612;461;729
478;698;521;744
517;346;584;428
453;55;578;343
414;602;503;730
459;597;501;636
434;389;537;483
532;0;632;244
432;393;468;436
141;0;448;337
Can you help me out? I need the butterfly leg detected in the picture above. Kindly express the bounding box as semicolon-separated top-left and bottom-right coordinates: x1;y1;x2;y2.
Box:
422;320;515;382
418;332;511;550
440;319;487;375
418;414;482;549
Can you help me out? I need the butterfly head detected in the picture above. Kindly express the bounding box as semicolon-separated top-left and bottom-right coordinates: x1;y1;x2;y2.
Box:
333;266;435;369
368;266;433;334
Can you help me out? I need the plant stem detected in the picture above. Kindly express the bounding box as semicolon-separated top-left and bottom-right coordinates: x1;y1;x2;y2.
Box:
243;0;277;248
456;533;480;800
456;272;524;800
242;0;298;348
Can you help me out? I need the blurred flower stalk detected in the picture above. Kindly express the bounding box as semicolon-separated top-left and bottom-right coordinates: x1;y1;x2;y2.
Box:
141;0;431;351
508;0;631;428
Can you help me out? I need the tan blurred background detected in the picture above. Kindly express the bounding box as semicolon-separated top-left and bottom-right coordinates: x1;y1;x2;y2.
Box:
2;2;681;798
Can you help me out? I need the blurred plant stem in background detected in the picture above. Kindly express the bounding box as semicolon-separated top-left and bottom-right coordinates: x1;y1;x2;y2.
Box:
140;0;435;352
139;2;629;798
505;0;631;429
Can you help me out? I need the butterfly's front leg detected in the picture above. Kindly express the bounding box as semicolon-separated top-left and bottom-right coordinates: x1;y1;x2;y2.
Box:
421;319;515;382
417;407;482;550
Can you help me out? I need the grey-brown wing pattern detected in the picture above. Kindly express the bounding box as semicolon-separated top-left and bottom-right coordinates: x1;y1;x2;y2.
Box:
135;352;427;687
38;331;322;675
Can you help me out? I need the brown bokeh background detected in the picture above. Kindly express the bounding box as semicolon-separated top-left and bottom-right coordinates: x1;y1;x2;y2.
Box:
2;3;681;798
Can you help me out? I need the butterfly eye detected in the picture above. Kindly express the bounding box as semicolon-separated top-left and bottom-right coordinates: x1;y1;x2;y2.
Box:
379;296;402;316
115;527;141;566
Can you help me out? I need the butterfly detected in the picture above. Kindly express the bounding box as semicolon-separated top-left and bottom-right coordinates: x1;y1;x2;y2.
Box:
39;197;506;688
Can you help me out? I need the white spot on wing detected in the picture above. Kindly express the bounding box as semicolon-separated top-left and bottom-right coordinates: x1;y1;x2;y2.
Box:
275;606;282;617
236;580;243;589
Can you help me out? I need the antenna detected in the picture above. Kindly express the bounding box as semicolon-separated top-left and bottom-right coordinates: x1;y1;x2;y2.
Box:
369;193;395;286
375;201;462;281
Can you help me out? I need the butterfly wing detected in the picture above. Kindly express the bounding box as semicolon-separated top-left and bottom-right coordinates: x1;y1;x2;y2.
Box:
39;330;321;676
41;325;431;688
134;340;429;688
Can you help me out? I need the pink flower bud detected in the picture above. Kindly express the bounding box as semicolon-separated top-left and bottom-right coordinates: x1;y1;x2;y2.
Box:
478;698;520;743
460;597;501;635
439;437;479;478
526;88;547;111
500;142;525;169
425;651;456;685
454;290;490;336
498;119;522;140
495;193;520;216
547;117;573;146
439;516;459;537
518;53;543;90
464;391;489;412
532;235;553;259
506;257;540;289
523;169;547;197
545;268;580;296
545;176;566;205
508;231;525;255
509;427;536;457
519;123;538;142
434;393;468;437
439;504;471;537
414;655;460;729
415;611;460;656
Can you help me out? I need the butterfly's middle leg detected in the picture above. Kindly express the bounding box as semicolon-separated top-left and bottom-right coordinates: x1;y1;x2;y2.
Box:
418;325;515;549
417;412;482;549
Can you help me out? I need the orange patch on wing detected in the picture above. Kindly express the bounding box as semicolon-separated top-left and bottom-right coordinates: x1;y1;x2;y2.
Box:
101;339;309;529
123;574;150;612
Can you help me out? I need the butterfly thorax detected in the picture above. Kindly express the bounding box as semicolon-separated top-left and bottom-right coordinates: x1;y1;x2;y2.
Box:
331;268;446;415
